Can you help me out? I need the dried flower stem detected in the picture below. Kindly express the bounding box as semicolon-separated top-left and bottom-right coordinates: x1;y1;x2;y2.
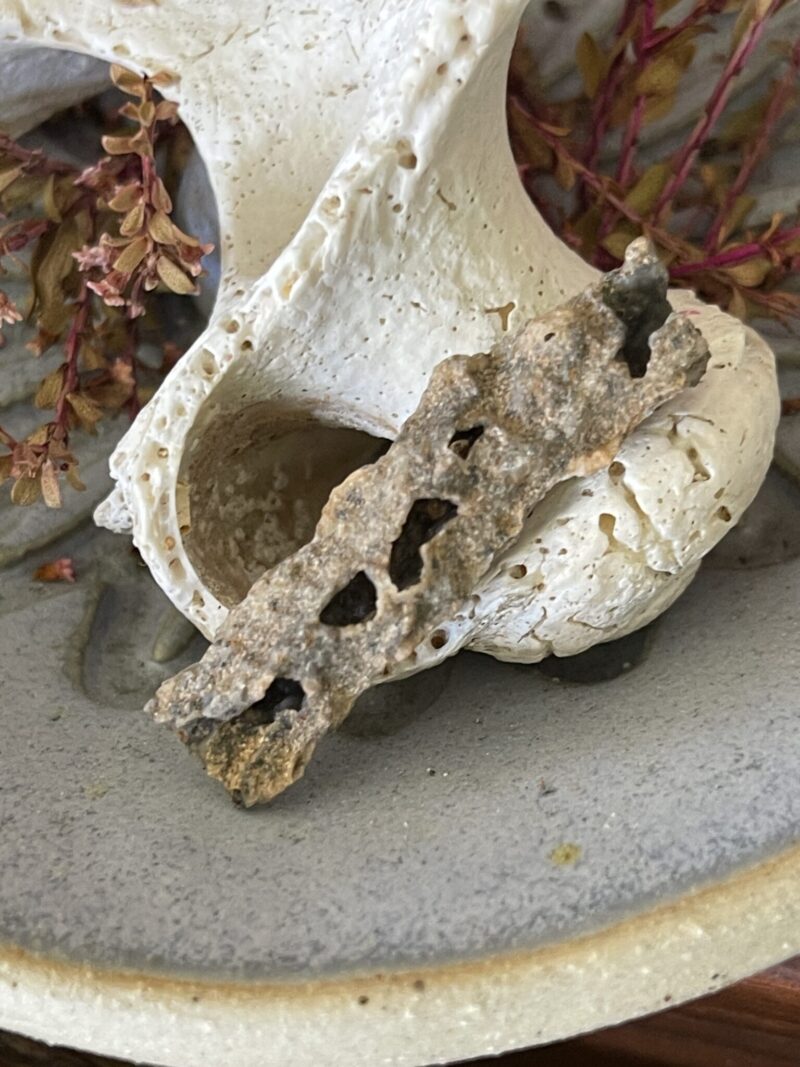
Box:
55;284;91;426
0;64;213;507
705;37;800;250
652;0;785;222
671;225;800;276
0;133;74;177
614;0;655;192
583;0;638;174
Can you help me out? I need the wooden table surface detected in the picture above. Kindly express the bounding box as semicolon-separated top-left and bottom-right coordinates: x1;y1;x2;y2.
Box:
1;957;798;1066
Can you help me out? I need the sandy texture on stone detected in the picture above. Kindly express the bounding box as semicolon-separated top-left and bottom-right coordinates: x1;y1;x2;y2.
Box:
148;241;709;806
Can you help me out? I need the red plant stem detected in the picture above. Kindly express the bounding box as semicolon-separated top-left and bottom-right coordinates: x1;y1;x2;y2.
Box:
652;0;784;223
705;39;800;250
0;134;75;177
583;0;638;175
615;0;655;191
0;218;52;257
53;283;92;433
670;224;800;276
512;98;652;229
645;0;727;52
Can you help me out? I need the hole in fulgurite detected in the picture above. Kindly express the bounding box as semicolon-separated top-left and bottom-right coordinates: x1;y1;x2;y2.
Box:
448;425;484;459
320;571;377;626
180;402;391;607
389;498;458;590
239;677;305;726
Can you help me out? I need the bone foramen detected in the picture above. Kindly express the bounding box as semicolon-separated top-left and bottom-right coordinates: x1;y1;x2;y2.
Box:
149;242;709;806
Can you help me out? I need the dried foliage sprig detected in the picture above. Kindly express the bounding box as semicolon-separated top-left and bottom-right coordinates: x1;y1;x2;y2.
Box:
508;0;800;325
0;64;213;508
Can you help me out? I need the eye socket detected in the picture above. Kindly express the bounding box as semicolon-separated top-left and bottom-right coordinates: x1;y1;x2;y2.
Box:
389;498;458;590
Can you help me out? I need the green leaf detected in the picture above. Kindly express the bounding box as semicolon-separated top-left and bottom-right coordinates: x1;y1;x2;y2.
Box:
718;98;768;147
635;55;683;97
623;164;672;215
718;195;756;243
725;256;772;287
554;153;576;191
42;173;62;223
576;33;605;99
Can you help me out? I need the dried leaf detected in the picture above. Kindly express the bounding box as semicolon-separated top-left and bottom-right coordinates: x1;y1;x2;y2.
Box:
102;134;138;156
114;234;149;274
778;233;800;256
39;459;62;508
0;165;22;195
554;153;576;191
623;164;672;215
29;215;86;337
34;367;65;409
728;287;748;320
66;465;86;491
34;556;76;582
11;475;41;506
26;424;50;446
150;70;179;88
110;64;147;97
148;210;178;244
138;100;156;127
155;100;179;122
156;255;196;294
724;256;772;287
576;33;605;99
117;103;143;127
80;342;108;371
151;176;173;213
67;392;103;432
120;202;146;237
108;183;142;212
42;173;62;222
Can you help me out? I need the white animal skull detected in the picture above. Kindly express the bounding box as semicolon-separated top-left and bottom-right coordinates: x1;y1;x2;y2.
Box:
0;0;779;673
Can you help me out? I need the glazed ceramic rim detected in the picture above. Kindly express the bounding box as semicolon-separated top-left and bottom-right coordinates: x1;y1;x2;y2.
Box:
1;843;798;1066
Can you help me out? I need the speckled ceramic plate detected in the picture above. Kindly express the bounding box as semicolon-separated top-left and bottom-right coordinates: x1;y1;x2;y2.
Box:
1;444;799;1065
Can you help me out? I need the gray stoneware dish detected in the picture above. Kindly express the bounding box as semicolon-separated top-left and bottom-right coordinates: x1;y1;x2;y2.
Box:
1;2;800;1063
0;445;798;1065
